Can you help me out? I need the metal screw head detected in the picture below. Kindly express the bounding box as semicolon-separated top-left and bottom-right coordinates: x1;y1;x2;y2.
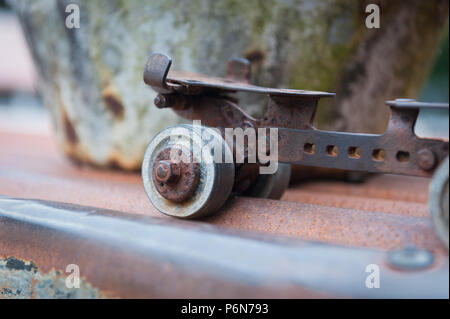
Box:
154;160;180;184
387;245;434;270
417;149;436;171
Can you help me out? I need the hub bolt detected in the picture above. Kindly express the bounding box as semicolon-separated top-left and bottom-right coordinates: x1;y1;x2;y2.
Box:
154;160;180;184
151;147;200;203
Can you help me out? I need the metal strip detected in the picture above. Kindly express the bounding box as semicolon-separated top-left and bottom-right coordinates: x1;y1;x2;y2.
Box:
0;197;448;298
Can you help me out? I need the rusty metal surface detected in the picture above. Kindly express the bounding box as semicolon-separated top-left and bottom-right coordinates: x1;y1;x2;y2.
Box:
0;131;448;254
276;106;448;177
1;129;449;298
144;53;335;98
0;197;326;298
144;53;449;181
139;52;449;222
1;197;448;298
152;147;200;203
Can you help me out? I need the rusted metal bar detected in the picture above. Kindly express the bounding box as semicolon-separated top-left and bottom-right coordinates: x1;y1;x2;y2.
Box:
0;197;448;298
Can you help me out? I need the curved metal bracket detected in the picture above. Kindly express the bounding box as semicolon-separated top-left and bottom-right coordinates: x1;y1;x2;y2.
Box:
143;53;173;94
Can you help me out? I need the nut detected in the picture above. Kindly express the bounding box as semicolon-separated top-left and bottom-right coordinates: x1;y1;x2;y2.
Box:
152;147;200;203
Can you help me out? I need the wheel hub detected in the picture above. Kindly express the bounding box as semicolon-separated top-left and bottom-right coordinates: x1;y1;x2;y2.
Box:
152;147;200;203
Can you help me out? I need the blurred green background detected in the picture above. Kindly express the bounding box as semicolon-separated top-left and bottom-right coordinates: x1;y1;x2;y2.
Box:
420;31;449;102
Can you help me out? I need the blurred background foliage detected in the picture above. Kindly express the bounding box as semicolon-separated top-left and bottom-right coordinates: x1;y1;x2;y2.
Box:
420;31;449;102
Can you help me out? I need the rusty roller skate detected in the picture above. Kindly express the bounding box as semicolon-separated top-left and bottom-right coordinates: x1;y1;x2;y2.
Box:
141;53;449;248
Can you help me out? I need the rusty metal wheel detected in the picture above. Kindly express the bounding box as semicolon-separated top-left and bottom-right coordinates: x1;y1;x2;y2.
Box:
245;163;291;200
142;124;235;218
429;156;449;249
